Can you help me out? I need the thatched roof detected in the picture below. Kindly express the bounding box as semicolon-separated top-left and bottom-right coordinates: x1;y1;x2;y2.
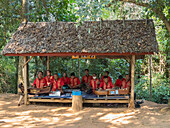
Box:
1;19;158;57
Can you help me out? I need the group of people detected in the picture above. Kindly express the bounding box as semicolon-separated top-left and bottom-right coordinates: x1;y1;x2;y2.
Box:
32;69;131;92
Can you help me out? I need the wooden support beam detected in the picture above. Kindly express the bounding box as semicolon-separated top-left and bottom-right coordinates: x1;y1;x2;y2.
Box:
47;56;50;70
84;99;129;103
23;56;28;105
23;56;33;67
129;56;132;77
129;55;135;109
29;98;72;103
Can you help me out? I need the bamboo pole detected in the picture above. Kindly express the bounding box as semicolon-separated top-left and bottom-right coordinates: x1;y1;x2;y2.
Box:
47;56;50;70
129;55;135;109
23;56;28;105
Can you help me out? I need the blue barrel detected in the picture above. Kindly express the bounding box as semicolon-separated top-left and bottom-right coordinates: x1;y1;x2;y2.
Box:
72;91;81;96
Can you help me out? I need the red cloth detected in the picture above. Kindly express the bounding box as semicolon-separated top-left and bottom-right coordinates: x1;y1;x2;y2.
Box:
61;77;70;85
51;78;64;91
89;79;100;90
44;76;54;85
33;78;46;88
99;81;114;90
69;77;81;88
81;75;93;84
115;78;125;87
122;80;131;88
100;76;112;82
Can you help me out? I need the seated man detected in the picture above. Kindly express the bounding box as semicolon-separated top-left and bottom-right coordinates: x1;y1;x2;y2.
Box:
33;71;46;88
89;73;100;91
68;72;81;89
81;69;93;86
61;72;70;85
122;74;131;89
99;76;114;90
44;70;54;86
51;73;64;91
100;71;112;82
115;75;125;88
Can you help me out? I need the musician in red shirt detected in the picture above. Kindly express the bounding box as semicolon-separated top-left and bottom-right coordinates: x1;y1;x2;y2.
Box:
122;74;131;89
89;73;100;91
100;71;112;82
68;72;81;89
61;72;70;85
51;73;64;91
44;70;54;86
81;69;93;86
115;75;125;88
99;76;114;90
33;71;46;88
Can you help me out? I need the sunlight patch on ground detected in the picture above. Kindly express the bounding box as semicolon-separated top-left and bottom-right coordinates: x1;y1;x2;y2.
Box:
99;112;135;125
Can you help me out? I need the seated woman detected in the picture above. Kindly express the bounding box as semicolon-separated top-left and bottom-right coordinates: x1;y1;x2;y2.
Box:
68;72;81;89
33;71;46;88
99;76;114;90
89;73;100;92
44;70;54;86
115;75;125;88
122;74;131;89
61;72;70;85
51;73;64;92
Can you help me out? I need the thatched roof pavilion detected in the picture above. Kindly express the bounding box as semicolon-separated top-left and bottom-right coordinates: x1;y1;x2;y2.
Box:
1;19;159;108
2;19;158;58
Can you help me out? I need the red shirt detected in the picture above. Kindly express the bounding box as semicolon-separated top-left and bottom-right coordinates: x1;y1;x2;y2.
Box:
89;79;100;90
81;75;93;84
115;78;125;87
99;81;114;90
69;77;81;88
61;77;70;85
33;78;46;88
122;80;131;88
100;76;112;82
52;78;64;91
44;76;54;85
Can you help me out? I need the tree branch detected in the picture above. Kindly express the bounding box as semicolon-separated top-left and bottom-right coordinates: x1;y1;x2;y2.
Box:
42;0;49;14
108;0;170;32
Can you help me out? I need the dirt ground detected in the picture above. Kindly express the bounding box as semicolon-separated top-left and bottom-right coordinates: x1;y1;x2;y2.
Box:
0;94;170;128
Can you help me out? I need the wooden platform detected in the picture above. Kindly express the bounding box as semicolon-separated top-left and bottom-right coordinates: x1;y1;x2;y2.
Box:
28;95;129;104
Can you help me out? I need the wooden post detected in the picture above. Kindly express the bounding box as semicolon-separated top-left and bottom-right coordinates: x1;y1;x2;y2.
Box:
129;55;135;109
72;91;82;112
47;56;50;70
129;56;131;77
23;56;28;105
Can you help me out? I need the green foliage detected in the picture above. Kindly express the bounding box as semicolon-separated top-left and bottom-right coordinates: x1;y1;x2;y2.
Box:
135;74;170;104
0;55;17;93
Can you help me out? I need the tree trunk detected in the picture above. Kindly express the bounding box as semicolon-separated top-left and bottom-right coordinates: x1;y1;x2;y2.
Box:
15;56;19;94
18;56;24;93
129;55;135;109
149;55;152;100
22;0;29;23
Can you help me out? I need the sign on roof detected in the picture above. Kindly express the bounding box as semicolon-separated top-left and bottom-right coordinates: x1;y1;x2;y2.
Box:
72;55;96;59
81;55;95;59
72;55;79;59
